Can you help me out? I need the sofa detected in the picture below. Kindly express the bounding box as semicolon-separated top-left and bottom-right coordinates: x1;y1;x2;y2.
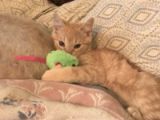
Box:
0;0;159;119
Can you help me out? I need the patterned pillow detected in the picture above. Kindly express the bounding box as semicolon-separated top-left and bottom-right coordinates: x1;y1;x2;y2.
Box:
82;0;160;77
25;0;57;19
0;0;31;16
0;0;98;28
0;0;57;18
35;0;99;28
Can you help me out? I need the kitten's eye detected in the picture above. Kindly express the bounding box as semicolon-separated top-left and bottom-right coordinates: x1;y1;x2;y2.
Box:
59;41;65;47
74;44;81;49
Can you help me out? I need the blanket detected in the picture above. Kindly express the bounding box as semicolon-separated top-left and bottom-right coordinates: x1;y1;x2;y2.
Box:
0;79;131;120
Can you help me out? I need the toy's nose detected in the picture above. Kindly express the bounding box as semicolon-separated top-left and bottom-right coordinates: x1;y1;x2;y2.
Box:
55;64;62;68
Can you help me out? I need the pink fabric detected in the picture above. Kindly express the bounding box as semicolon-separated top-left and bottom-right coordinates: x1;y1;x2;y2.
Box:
0;80;129;120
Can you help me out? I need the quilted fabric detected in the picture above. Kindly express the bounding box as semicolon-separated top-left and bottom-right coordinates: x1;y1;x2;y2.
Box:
82;0;160;77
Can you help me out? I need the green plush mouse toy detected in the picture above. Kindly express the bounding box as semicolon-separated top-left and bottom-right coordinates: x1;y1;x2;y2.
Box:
46;50;79;69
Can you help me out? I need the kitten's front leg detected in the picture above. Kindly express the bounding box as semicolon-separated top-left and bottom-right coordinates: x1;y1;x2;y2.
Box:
42;66;99;85
42;67;76;83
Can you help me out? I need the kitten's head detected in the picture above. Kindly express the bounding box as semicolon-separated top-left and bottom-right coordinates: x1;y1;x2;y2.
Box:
52;15;94;57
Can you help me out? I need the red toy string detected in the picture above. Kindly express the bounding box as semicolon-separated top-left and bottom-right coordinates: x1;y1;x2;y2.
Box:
15;56;46;64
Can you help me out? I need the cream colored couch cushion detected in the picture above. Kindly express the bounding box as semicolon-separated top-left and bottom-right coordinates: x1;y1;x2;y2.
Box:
0;0;98;28
35;0;99;28
82;0;160;76
0;0;56;18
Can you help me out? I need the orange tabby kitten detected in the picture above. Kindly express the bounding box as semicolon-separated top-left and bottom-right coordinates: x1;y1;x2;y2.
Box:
51;15;93;57
42;15;160;120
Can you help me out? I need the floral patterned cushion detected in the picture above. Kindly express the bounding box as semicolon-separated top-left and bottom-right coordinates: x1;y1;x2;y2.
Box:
0;79;131;120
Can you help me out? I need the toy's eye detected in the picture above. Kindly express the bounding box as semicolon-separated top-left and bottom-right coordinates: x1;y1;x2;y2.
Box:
59;41;65;47
74;44;81;49
72;64;76;67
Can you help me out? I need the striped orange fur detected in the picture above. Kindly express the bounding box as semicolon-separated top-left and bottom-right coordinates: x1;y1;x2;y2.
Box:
42;15;160;120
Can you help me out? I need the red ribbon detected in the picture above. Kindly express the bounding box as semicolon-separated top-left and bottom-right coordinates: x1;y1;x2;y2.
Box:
15;56;46;64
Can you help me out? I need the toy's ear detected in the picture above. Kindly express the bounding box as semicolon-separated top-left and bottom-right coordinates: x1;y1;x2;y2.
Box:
52;14;65;32
81;18;94;37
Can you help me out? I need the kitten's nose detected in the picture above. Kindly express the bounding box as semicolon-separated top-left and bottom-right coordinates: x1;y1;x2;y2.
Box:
72;52;79;57
65;49;73;54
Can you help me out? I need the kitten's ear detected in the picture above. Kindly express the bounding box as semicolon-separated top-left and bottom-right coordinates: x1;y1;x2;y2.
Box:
52;14;65;32
82;18;94;36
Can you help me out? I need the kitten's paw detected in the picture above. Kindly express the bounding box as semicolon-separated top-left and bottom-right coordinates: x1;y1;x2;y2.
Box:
127;106;144;120
42;69;57;81
42;67;75;83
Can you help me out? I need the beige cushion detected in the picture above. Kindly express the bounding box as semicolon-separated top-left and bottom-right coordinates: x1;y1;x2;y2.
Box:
0;0;31;16
82;0;160;77
0;0;98;29
0;0;57;18
35;0;99;28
